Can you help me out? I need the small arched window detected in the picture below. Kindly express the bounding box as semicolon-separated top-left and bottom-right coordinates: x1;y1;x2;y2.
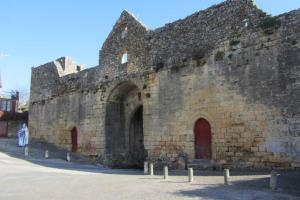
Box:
121;26;128;39
121;52;128;64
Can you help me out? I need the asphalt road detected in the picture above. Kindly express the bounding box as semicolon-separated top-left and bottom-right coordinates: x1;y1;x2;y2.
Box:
0;152;299;200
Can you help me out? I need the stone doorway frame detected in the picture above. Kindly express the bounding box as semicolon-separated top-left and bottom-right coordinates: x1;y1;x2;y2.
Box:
104;81;144;168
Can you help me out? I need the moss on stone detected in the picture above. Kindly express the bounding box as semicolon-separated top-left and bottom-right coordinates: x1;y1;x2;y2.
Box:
291;40;297;45
196;59;206;67
192;50;206;61
259;16;281;35
154;62;164;72
259;16;281;30
230;40;240;46
215;51;225;61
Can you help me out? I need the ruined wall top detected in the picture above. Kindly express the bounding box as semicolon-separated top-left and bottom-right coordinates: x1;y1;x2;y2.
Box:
98;0;263;75
30;57;85;100
30;0;300;102
55;57;85;76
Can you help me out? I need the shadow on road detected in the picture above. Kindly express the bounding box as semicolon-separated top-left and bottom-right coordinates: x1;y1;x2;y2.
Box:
1;138;300;199
1;149;300;199
174;173;300;199
0;150;147;176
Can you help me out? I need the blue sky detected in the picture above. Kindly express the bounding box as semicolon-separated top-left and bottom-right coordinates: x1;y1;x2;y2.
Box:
0;0;299;96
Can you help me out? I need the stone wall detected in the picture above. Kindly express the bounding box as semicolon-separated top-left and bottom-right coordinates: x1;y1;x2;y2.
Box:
7;120;23;137
29;0;300;169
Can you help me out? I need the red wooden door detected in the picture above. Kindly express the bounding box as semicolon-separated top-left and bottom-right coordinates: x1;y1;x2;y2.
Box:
0;121;8;137
194;118;212;159
71;127;78;152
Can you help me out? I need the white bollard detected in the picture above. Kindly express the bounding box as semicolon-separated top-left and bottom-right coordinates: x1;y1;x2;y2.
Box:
270;170;278;190
24;146;29;156
164;166;168;180
67;152;71;162
149;163;154;176
188;168;194;182
45;150;49;159
224;169;230;185
144;161;149;174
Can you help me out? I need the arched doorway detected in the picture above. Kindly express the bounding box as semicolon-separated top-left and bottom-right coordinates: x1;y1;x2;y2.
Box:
194;118;212;159
105;82;144;168
71;127;78;152
129;106;144;168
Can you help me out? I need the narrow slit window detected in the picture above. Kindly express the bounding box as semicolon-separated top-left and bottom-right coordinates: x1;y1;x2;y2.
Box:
121;52;128;64
121;26;128;39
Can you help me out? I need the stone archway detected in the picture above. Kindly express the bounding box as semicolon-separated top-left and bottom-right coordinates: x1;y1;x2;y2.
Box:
105;82;144;168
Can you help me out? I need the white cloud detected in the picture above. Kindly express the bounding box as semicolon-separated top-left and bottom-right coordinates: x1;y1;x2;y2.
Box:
0;53;9;59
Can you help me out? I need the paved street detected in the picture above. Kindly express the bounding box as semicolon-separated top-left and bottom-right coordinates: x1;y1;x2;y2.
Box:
0;151;299;200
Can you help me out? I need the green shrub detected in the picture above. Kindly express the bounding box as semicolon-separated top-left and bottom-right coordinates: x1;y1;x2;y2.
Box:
196;59;206;67
154;62;164;72
258;16;281;30
192;50;205;60
215;51;225;61
169;59;184;72
230;40;240;46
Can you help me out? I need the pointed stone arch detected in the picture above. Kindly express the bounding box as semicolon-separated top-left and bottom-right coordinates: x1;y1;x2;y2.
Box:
194;118;212;159
187;112;215;160
105;81;145;168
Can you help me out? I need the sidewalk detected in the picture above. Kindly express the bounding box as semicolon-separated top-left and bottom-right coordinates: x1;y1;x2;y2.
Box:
0;138;99;165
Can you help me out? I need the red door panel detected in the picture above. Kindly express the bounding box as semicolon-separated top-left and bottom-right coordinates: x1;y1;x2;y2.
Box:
194;118;212;159
71;127;78;152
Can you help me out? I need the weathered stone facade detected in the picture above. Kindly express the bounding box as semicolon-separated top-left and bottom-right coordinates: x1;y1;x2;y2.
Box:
29;0;300;169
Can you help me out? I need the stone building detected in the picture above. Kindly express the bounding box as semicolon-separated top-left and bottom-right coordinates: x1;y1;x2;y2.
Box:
29;0;300;169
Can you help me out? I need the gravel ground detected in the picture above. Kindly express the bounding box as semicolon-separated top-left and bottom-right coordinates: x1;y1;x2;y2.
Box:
0;138;299;200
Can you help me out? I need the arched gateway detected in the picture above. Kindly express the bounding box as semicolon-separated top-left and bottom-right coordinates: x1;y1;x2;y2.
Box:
105;82;145;168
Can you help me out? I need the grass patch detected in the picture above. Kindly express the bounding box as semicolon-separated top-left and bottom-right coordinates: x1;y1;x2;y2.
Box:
259;16;281;29
192;50;207;67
